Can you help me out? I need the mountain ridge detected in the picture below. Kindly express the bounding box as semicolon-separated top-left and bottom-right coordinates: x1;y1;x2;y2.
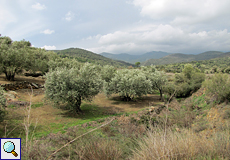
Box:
142;51;225;66
100;51;170;64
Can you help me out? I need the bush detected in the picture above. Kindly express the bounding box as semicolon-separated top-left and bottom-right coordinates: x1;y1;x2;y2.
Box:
171;64;205;98
203;73;230;103
0;86;6;122
168;106;196;128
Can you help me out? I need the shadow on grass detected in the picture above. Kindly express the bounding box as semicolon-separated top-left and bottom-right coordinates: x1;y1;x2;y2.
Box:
57;103;121;120
109;94;162;108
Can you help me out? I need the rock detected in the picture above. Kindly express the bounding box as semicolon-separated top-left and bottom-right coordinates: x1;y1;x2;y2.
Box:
4;93;16;99
8;91;18;98
31;83;39;89
7;101;29;107
1;81;43;90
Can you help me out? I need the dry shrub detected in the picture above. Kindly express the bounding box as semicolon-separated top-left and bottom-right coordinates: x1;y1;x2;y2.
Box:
75;138;123;160
167;106;196;128
131;128;230;160
117;114;146;138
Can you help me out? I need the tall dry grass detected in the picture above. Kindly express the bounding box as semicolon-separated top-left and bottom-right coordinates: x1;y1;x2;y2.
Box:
75;139;123;160
131;127;230;160
22;86;38;159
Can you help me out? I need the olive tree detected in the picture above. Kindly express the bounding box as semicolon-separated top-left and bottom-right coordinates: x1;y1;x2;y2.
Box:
0;37;31;80
48;57;82;71
104;69;152;101
26;48;58;74
135;62;141;67
141;65;167;101
45;63;103;113
101;65;116;83
152;71;167;101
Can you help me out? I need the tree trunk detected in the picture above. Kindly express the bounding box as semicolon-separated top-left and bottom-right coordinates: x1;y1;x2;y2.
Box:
159;89;164;102
122;96;132;101
5;72;15;81
74;97;82;113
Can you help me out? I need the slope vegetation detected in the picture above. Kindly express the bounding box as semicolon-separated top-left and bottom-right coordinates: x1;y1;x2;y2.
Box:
142;51;224;66
53;48;134;67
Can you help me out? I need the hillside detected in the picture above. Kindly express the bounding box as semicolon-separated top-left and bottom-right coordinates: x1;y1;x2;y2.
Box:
156;53;230;73
52;48;134;67
100;51;170;64
142;51;224;66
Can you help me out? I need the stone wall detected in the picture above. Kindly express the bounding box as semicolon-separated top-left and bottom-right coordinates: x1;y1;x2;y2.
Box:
0;81;44;91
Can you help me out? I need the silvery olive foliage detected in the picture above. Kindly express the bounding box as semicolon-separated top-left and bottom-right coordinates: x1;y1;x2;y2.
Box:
45;63;103;112
48;57;82;71
104;69;152;101
0;36;58;80
0;36;31;81
141;65;168;101
101;65;116;83
151;71;168;101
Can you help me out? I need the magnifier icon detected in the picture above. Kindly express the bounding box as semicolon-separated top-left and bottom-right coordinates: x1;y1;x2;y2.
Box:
3;141;18;157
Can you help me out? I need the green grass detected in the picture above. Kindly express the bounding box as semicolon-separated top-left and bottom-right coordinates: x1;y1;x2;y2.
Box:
31;102;43;108
29;103;119;138
193;94;209;109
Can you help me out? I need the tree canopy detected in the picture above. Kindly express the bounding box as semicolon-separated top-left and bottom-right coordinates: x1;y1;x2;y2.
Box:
0;36;31;80
0;36;58;80
104;69;152;101
45;63;103;113
169;64;205;98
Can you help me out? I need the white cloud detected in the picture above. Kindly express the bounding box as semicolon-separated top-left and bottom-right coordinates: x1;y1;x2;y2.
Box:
41;45;56;50
65;11;74;21
132;0;230;26
32;2;46;10
40;29;55;34
87;24;230;54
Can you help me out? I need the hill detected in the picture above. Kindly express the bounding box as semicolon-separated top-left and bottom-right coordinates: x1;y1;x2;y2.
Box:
100;51;170;64
142;51;224;66
52;48;134;67
156;52;230;73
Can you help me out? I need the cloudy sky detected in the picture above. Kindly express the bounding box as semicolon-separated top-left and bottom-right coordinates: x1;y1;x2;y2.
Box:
1;0;230;54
